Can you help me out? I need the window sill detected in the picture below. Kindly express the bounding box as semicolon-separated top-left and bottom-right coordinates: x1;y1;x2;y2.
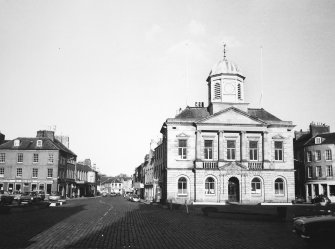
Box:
205;193;216;196
177;194;188;197
251;193;262;197
275;194;285;197
176;159;190;161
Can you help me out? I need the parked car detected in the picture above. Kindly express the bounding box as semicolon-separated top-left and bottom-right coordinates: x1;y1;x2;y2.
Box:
131;195;140;202
34;190;46;200
84;192;94;197
311;195;331;206
110;192;117;197
293;214;335;242
48;191;61;202
292;196;305;204
11;191;23;204
20;192;42;204
127;194;135;201
102;192;108;197
0;190;14;206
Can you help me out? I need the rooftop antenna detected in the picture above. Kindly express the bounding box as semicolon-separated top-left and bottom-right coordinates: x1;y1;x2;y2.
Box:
185;42;190;106
259;46;263;107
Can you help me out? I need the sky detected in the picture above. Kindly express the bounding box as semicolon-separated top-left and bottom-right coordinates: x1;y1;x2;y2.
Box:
1;0;335;177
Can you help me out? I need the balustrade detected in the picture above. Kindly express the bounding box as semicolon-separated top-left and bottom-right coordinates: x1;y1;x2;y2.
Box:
203;161;218;169
248;162;263;170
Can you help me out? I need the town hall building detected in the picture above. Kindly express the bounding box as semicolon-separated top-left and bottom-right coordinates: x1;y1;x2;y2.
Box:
158;50;296;204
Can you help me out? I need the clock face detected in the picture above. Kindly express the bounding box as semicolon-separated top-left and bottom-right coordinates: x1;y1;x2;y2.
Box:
224;83;235;94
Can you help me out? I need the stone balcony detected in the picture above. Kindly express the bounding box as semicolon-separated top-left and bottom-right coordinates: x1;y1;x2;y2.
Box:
248;162;264;170
202;161;218;169
195;160;264;170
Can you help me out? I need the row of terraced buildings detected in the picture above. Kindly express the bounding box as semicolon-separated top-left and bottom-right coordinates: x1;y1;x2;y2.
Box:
0;130;98;198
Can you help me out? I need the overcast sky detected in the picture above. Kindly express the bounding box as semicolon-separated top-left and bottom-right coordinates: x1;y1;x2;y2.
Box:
1;0;335;176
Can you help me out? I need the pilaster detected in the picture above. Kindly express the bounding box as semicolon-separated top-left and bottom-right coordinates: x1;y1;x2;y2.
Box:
240;131;247;162
218;131;224;161
263;131;269;162
195;130;202;161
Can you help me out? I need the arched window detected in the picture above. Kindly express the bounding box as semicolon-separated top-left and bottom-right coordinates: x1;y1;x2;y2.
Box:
275;178;284;195
178;177;187;195
205;177;215;194
251;177;261;194
214;82;221;99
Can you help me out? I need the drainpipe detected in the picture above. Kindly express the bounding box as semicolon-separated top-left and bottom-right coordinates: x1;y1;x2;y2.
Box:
193;166;196;202
286;179;289;203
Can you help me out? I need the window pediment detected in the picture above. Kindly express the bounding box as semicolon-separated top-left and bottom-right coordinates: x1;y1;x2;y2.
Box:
176;133;189;138
224;134;239;139
272;134;285;140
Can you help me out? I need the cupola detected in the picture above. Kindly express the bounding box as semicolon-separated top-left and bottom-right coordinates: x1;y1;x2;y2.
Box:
207;44;248;114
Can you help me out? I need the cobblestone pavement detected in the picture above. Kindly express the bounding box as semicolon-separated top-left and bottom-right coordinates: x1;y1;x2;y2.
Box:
0;197;330;249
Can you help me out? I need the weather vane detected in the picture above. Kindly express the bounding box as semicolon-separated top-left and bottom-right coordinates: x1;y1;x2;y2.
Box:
223;42;227;60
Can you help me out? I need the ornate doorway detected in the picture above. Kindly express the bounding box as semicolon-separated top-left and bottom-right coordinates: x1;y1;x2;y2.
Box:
228;177;240;202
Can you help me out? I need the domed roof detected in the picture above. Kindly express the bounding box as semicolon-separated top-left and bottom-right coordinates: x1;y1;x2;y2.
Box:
208;58;244;78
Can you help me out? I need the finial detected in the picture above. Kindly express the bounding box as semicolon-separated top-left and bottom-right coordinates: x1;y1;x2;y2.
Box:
223;43;227;60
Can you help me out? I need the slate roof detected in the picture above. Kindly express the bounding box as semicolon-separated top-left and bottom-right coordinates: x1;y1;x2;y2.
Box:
172;106;285;124
175;107;210;120
247;108;282;122
0;140;9;145
294;132;312;148
304;132;335;146
0;137;76;157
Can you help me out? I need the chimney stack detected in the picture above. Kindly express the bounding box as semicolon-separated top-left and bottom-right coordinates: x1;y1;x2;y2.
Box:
0;132;5;145
309;122;330;137
36;130;55;141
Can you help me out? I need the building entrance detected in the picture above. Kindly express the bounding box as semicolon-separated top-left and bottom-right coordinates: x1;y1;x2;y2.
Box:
228;177;240;202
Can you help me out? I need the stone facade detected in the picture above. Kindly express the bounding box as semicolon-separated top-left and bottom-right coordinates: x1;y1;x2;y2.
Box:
158;52;296;204
294;123;335;202
153;139;166;202
0;130;77;197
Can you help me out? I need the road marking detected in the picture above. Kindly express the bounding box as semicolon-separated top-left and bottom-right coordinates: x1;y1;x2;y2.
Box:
98;204;114;222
